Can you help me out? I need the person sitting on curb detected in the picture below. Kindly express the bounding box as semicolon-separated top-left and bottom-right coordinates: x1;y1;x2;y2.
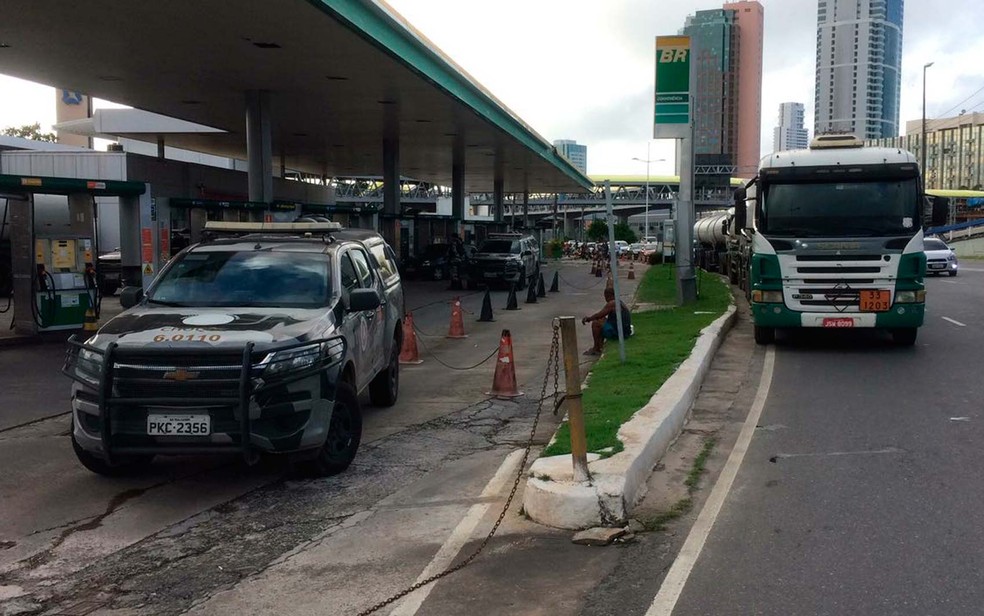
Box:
581;287;632;355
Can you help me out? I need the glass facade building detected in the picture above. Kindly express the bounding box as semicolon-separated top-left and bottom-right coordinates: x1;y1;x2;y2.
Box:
553;139;587;174
814;0;904;140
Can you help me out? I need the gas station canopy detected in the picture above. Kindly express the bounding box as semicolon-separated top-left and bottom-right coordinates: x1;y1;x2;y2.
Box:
0;0;593;193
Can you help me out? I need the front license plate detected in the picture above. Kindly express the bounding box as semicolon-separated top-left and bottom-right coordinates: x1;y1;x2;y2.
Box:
929;263;945;269
859;289;891;312
147;414;211;436
823;317;855;328
484;272;499;278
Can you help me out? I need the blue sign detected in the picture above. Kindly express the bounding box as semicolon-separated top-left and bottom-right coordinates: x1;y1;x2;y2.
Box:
61;90;84;105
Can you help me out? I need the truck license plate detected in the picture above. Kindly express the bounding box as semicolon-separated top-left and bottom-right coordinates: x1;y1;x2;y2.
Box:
859;290;891;312
147;414;211;436
822;317;855;328
484;272;499;278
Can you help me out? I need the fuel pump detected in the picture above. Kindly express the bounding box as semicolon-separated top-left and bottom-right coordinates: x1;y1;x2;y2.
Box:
32;236;98;331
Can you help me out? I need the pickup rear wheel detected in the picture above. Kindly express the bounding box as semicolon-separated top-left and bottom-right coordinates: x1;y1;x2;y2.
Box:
369;337;400;407
304;381;362;477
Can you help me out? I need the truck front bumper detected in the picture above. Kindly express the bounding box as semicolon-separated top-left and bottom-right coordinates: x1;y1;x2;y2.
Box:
751;302;925;329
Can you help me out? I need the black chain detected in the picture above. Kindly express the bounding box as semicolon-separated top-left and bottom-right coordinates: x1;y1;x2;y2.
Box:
355;321;562;616
411;326;501;372
557;272;605;290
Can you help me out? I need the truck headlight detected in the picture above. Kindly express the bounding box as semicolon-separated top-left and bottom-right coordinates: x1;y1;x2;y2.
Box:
895;290;926;303
751;290;783;303
263;344;322;376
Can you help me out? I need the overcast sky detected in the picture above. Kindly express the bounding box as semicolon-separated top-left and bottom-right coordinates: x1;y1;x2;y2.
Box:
1;0;982;177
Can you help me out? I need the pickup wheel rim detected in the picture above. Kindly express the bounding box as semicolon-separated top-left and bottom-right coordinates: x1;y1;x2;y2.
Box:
325;401;356;459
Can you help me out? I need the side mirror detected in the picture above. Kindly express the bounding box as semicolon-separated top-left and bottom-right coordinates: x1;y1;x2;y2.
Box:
119;286;144;309
733;187;747;232
347;288;381;312
926;195;949;227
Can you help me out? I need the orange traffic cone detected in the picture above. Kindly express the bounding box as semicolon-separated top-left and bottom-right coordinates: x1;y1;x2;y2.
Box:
628;262;636;280
447;297;468;339
399;313;423;365
487;329;523;398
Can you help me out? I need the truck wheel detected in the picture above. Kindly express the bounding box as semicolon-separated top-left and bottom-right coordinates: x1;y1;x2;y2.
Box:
516;268;527;290
891;328;918;346
71;418;153;476
754;326;775;345
369;337;400;407
304;381;362;477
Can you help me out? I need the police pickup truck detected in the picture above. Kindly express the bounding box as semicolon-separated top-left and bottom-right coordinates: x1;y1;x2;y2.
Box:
64;222;404;477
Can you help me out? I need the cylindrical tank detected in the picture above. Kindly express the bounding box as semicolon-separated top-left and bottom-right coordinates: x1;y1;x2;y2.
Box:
694;213;731;246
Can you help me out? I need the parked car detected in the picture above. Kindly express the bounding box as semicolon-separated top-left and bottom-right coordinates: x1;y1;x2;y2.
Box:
468;233;539;289
96;249;122;296
403;243;475;281
614;240;629;256
924;237;958;276
64;221;404;477
629;242;643;259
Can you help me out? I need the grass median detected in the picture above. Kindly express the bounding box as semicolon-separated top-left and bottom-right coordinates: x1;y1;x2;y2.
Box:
543;265;731;457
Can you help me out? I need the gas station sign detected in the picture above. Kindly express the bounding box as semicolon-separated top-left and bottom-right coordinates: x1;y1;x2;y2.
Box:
654;35;691;138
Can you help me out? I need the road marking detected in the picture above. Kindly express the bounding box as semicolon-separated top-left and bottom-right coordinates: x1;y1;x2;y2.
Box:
942;316;967;327
771;447;903;461
958;267;984;272
950;417;971;422
646;346;775;616
389;448;524;616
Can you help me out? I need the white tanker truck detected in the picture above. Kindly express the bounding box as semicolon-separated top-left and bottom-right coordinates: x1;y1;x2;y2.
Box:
693;210;733;273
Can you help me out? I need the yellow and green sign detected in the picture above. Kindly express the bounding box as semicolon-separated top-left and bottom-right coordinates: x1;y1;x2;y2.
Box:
654;36;690;135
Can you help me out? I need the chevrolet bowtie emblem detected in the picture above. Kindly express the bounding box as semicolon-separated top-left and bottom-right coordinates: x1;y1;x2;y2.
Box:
163;368;200;381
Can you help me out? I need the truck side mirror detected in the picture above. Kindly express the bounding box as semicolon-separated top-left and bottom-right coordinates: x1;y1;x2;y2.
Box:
926;195;949;227
733;187;747;232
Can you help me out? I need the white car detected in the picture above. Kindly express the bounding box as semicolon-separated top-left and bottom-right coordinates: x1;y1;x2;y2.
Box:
924;237;958;277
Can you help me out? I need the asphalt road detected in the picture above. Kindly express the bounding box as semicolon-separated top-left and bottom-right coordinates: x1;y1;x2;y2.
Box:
665;267;984;615
0;259;635;616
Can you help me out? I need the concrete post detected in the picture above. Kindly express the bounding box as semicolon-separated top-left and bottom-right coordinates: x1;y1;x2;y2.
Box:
493;177;504;224
452;139;465;235
245;90;273;204
9;193;35;335
522;191;529;230
382;135;401;249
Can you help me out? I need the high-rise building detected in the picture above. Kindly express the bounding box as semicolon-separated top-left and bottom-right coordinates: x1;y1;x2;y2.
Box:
681;2;763;180
773;102;810;151
723;1;764;176
866;112;984;190
553;139;587;174
814;0;904;140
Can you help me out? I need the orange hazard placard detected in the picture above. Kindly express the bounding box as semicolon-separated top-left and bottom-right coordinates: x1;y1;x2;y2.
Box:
141;228;153;263
160;227;170;260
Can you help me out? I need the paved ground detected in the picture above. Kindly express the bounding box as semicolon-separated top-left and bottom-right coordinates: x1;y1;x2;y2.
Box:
0;259;641;616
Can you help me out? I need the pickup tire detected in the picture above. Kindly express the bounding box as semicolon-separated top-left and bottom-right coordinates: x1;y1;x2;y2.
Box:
754;325;775;345
72;418;153;476
303;381;362;477
516;267;527;290
369;337;400;407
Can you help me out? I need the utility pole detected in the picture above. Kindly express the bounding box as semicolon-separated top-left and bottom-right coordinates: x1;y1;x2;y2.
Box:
922;61;934;190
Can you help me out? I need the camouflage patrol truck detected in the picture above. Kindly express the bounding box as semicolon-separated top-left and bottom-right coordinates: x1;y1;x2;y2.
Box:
64;222;404;477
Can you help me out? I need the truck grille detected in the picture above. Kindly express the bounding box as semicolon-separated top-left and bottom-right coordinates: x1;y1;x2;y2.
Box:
111;352;246;402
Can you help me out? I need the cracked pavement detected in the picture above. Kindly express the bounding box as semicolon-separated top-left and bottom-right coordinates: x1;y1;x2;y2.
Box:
0;263;634;616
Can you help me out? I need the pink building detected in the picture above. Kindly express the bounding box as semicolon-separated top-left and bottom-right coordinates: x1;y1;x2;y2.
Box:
723;1;764;178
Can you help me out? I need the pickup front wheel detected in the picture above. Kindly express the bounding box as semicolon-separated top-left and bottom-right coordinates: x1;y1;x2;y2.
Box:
304;381;362;477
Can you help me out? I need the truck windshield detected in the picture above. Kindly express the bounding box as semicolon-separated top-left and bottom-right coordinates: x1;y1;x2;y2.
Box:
761;178;920;237
148;251;331;308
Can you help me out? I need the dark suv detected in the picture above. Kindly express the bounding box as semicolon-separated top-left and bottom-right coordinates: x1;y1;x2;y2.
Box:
467;233;539;289
64;222;403;477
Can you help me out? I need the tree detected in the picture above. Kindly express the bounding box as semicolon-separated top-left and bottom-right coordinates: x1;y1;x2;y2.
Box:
2;122;57;143
613;223;638;244
586;219;608;242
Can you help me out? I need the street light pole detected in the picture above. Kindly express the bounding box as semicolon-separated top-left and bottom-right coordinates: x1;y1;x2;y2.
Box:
922;61;934;190
632;149;665;242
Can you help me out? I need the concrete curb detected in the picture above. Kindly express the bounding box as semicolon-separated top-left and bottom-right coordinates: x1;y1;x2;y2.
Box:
523;304;738;529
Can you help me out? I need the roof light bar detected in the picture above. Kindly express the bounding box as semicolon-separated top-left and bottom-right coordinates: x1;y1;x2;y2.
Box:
203;221;342;233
